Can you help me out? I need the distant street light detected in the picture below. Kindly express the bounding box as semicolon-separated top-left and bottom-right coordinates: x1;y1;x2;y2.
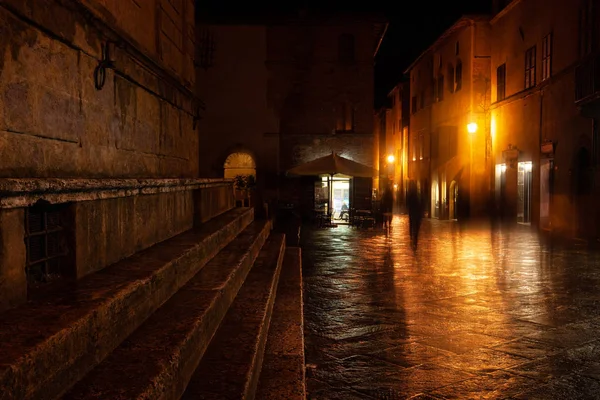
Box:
387;154;395;163
467;122;478;134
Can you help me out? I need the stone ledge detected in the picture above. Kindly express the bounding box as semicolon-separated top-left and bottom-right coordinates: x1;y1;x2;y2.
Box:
0;178;233;208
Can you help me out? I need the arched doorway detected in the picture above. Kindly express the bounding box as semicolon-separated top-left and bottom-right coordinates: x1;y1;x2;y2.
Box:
223;152;256;179
449;180;458;220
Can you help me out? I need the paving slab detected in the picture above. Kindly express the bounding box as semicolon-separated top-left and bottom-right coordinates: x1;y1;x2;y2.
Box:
302;217;600;399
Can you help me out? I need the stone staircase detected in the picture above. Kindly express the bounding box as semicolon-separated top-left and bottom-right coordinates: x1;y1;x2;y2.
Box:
0;207;305;400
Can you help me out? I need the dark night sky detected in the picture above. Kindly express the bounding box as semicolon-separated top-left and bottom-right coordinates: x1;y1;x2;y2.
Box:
197;1;492;106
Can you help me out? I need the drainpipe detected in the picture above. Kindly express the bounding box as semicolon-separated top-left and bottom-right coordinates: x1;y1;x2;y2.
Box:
539;88;544;230
470;19;475;216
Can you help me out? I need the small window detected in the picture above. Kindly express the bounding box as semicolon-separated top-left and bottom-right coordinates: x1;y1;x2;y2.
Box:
24;202;73;290
578;0;594;57
419;90;425;109
338;34;355;63
542;33;552;81
455;41;460;55
437;75;444;101
497;63;506;101
455;60;463;91
336;102;354;132
525;46;536;89
411;96;417;114
447;64;455;93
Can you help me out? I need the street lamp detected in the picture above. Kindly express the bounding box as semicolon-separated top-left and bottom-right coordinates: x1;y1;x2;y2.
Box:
467;122;478;135
387;154;395;163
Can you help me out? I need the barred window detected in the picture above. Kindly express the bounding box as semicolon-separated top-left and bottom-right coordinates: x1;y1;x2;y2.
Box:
24;202;73;289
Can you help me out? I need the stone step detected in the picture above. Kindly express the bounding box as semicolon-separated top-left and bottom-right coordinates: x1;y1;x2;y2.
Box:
0;207;254;400
182;233;286;400
256;247;306;400
63;220;272;400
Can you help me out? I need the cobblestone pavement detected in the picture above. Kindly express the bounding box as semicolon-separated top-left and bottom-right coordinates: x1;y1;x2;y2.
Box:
301;216;600;399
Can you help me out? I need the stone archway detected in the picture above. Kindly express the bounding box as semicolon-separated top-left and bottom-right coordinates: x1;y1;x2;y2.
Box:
223;152;256;179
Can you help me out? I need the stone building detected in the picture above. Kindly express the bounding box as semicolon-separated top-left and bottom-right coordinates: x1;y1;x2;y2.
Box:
374;82;410;208
0;3;306;399
405;16;492;220
196;12;386;216
0;0;225;311
490;0;600;239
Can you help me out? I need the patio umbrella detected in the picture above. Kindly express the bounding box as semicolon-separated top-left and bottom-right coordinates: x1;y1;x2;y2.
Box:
286;152;373;178
287;152;373;216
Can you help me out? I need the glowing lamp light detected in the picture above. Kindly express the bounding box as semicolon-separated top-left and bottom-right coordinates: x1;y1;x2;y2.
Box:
386;154;395;163
467;122;478;134
393;183;398;189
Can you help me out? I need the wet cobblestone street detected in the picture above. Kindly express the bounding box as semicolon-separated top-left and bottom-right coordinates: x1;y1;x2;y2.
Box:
301;216;600;399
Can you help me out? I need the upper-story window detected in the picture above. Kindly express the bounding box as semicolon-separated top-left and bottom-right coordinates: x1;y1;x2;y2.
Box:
455;41;460;55
525;46;536;89
336;102;354;132
497;63;506;101
338;34;355;63
541;33;552;81
436;75;445;101
455;60;463;91
411;96;417;114
447;64;455;93
578;0;595;57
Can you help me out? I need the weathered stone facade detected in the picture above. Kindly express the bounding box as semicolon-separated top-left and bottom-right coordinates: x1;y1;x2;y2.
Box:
491;0;599;239
0;0;235;312
0;0;198;178
406;16;492;220
196;13;384;212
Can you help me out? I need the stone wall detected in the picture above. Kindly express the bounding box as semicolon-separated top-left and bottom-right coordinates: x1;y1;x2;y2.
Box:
490;0;598;236
0;0;198;178
267;22;375;137
281;133;374;171
0;179;234;312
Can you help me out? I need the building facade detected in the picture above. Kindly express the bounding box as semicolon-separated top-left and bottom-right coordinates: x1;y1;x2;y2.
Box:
374;83;410;208
491;0;599;238
406;16;492;220
0;0;232;312
196;12;386;215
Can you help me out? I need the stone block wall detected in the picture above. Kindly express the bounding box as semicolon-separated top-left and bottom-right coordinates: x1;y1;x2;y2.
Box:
0;179;234;312
0;0;198;178
281;134;374;171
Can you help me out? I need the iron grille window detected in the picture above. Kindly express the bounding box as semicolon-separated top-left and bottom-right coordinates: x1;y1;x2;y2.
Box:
497;63;506;101
525;46;536;89
542;33;552;81
24;203;71;287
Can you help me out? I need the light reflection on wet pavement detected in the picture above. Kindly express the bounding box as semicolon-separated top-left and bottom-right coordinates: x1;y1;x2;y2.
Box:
301;216;600;399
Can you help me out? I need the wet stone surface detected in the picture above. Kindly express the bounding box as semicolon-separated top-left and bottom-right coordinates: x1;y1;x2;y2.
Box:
301;217;600;399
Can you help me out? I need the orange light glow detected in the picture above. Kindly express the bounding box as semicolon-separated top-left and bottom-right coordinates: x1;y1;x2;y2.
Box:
467;122;478;134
